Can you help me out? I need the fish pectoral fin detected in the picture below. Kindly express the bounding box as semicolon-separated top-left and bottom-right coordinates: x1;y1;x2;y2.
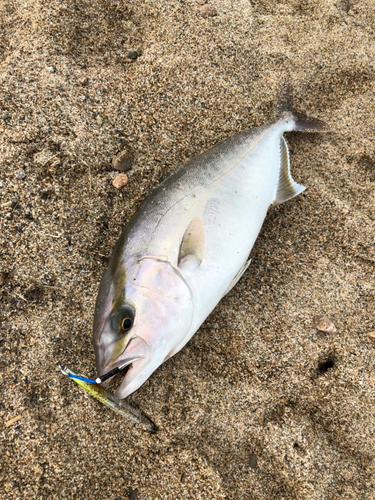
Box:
274;137;305;204
178;216;205;269
222;258;251;297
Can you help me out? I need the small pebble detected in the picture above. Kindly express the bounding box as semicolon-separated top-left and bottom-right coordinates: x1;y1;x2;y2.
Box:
5;415;21;428
248;453;258;470
14;169;26;180
340;0;351;13
196;0;207;4
199;4;217;17
127;487;139;500
112;148;133;172
315;315;337;334
79;76;88;85
112;173;128;189
1;113;9;121
96;116;103;126
367;332;375;344
46;66;55;73
128;51;139;60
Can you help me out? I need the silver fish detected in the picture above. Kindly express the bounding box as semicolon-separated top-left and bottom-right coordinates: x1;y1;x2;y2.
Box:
93;110;325;399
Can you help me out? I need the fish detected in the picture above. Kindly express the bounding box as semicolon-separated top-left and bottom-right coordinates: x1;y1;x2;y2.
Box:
93;109;325;399
60;366;157;432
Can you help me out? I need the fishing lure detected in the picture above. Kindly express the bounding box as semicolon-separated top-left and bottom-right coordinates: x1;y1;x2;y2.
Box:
60;365;157;433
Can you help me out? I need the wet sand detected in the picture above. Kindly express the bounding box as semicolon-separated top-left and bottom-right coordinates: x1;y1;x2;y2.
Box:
1;0;374;498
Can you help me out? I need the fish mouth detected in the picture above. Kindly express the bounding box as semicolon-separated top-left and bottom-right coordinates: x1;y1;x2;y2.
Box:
109;365;130;391
102;357;147;397
99;335;150;394
100;356;141;385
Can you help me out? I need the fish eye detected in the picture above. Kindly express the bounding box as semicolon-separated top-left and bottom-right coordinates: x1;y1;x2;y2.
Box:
121;317;133;332
111;304;135;335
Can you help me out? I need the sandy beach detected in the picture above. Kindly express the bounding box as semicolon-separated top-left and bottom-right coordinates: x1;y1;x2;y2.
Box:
1;0;374;498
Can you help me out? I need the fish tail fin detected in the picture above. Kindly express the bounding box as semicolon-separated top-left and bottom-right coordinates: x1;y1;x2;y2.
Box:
273;85;326;203
277;85;327;132
283;110;327;132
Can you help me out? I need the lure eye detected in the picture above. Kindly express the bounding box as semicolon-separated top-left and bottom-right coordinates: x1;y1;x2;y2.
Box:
121;317;133;332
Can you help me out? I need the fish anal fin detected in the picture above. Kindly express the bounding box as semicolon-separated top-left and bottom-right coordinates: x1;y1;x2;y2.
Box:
178;216;205;269
223;258;251;297
275;137;305;204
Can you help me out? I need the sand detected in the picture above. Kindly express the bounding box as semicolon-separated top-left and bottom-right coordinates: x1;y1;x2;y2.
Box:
1;0;374;498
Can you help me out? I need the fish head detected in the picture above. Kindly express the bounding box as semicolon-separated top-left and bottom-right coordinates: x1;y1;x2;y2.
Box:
93;256;193;399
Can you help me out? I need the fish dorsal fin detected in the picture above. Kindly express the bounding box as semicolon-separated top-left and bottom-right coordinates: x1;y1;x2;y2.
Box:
178;216;205;269
275;137;305;204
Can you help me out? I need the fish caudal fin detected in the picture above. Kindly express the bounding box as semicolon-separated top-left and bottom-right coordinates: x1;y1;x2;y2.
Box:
275;137;305;204
277;85;327;131
284;110;326;132
275;86;326;203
